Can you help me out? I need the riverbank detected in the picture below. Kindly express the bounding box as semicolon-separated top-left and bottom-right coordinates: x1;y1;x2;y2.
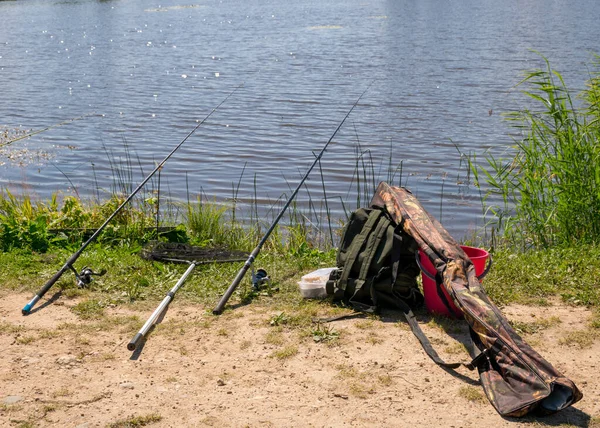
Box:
0;291;598;427
1;240;599;426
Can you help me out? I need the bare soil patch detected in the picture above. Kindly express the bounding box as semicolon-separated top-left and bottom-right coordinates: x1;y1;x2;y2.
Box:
1;293;598;427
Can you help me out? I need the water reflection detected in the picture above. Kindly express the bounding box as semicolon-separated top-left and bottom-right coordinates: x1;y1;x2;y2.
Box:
0;0;599;239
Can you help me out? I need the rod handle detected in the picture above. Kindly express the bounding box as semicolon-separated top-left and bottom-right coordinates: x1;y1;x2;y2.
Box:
213;259;253;315
22;298;38;316
128;333;143;351
22;266;68;315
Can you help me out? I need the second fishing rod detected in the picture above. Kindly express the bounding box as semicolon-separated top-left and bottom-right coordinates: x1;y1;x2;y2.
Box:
213;82;373;315
21;84;243;316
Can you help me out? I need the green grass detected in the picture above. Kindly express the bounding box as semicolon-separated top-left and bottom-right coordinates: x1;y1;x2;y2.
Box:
471;54;600;249
107;413;162;428
186;197;251;250
458;386;487;404
71;299;106;320
483;246;600;307
2;202;600;315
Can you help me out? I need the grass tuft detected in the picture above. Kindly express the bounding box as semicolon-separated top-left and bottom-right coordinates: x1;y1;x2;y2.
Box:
559;330;598;349
270;345;298;360
458;386;487;403
71;299;105;320
310;323;339;343
509;316;561;335
107;413;162;428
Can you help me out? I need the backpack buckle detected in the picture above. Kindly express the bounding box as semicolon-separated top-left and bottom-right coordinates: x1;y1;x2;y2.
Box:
466;348;489;370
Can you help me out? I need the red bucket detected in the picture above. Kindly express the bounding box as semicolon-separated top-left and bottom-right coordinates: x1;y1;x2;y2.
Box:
417;246;492;318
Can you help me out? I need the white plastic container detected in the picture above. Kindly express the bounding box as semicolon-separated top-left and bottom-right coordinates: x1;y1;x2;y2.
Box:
298;267;337;299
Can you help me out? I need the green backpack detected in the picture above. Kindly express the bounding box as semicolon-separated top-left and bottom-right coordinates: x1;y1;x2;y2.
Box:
325;205;483;372
326;206;423;312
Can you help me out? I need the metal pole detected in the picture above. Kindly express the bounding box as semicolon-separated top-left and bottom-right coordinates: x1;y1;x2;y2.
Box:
212;82;373;315
127;262;197;351
22;83;243;315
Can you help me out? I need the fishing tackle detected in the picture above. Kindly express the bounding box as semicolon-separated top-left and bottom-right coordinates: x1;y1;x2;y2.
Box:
127;261;196;351
127;242;248;351
73;266;106;288
0;112;97;148
21;84;243;315
251;268;270;290
212;82;374;315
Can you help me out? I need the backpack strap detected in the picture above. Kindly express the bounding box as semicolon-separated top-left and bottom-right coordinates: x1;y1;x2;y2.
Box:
336;209;384;295
348;212;391;311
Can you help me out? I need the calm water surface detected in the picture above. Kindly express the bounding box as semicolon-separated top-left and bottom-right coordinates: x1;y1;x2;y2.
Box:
1;0;599;239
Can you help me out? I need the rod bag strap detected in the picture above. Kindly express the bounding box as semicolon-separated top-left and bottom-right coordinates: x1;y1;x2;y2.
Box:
394;297;484;371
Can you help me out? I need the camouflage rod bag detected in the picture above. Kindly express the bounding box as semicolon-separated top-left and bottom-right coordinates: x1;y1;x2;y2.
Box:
370;181;582;417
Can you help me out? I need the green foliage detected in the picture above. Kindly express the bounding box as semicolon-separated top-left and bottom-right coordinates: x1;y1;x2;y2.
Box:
0;213;51;252
483;246;600;307
0;190;52;251
0;190;167;251
311;323;339;343
269;312;289;326
474;54;600;248
186;197;252;250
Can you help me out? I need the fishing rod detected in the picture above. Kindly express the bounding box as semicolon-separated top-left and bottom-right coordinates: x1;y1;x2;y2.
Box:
126;254;248;352
0;112;97;148
128;261;196;351
22;84;243;316
212;82;373;315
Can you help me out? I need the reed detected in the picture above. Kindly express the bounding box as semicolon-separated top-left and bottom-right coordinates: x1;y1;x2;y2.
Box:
474;54;600;248
1;137;410;254
185;196;250;250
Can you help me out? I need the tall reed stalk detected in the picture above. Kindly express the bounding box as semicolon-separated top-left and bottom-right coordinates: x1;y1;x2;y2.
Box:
475;54;600;248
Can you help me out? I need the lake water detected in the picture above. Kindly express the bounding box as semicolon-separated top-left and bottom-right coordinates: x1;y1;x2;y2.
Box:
1;0;599;240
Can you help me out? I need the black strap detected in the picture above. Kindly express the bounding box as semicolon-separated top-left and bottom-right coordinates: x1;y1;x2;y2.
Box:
318;297;486;371
387;296;464;369
337;209;384;293
312;311;367;323
380;291;486;371
348;213;391;310
434;271;458;315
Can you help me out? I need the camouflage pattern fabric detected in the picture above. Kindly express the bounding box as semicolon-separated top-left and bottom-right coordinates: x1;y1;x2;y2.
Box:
371;182;582;417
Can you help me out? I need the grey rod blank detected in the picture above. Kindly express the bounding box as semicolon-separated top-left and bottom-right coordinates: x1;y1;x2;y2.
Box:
127;262;197;351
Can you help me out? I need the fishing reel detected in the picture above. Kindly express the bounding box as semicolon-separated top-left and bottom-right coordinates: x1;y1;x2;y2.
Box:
69;265;106;288
251;268;271;290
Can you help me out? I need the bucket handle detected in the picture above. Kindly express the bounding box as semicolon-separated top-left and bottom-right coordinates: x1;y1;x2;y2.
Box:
477;254;493;281
415;252;493;281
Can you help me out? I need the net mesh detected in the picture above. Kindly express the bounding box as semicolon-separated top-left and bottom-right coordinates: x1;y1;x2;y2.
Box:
140;241;248;264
